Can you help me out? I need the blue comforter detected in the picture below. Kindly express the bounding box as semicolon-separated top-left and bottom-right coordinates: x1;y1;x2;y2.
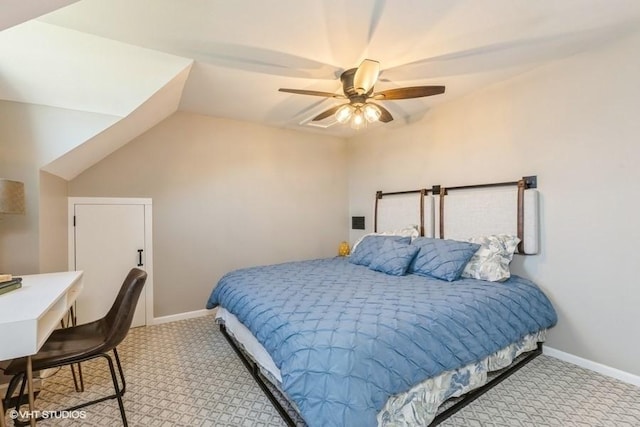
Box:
206;257;557;426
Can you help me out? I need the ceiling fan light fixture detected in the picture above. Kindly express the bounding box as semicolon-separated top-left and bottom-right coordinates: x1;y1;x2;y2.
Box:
335;104;379;129
335;104;354;124
363;103;381;123
350;109;366;129
281;59;445;130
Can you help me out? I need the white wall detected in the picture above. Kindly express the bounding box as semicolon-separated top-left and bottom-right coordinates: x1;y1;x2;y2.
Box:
0;100;116;274
3;19;637;380
69;112;349;317
347;30;640;376
38;171;68;273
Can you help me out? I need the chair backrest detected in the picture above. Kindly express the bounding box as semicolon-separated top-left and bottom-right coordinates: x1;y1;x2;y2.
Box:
102;268;147;350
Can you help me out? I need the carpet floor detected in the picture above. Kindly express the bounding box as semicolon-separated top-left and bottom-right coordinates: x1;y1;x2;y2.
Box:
3;315;639;426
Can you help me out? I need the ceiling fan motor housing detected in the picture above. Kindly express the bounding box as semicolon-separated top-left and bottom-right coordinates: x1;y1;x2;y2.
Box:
340;68;373;99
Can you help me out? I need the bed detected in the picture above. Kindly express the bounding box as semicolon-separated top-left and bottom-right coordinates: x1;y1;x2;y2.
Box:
206;176;557;426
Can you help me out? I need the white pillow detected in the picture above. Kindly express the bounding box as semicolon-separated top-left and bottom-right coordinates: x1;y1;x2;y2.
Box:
351;225;420;253
461;234;520;282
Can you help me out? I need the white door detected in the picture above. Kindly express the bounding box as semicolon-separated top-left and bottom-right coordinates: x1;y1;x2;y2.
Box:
73;203;147;327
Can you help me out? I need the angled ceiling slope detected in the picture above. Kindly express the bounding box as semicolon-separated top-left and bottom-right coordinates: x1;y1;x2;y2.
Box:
0;20;193;117
0;0;79;31
0;14;193;179
42;66;192;180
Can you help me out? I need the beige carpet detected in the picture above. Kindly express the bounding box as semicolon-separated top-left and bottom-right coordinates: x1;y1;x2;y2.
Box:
3;316;640;426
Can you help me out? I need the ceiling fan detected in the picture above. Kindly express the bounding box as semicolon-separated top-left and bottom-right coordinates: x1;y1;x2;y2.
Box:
279;59;445;129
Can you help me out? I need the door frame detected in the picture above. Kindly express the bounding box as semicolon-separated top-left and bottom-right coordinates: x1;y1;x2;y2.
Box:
68;197;154;326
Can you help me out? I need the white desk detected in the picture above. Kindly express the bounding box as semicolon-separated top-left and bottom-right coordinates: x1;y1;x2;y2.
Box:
0;271;83;427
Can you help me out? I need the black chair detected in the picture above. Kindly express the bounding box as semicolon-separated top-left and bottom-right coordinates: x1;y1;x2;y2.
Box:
2;268;147;426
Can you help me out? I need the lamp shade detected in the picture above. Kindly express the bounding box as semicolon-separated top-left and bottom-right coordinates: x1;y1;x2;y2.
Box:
0;179;25;214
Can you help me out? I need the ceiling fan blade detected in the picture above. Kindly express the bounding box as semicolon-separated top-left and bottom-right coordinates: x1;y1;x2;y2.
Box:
368;102;393;123
353;59;380;95
373;86;445;100
279;88;345;98
312;105;343;121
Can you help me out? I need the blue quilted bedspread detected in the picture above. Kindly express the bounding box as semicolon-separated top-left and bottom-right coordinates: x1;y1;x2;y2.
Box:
206;258;557;427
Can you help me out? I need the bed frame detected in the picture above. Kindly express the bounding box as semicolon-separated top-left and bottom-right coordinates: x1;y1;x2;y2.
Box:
220;324;300;426
220;175;543;426
221;323;543;426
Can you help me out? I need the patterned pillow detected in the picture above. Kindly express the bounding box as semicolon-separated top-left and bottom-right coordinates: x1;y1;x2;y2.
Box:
349;235;411;267
409;237;481;281
461;235;521;282
369;240;420;276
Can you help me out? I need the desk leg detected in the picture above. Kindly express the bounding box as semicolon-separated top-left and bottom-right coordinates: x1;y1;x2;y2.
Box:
26;356;36;427
1;393;6;427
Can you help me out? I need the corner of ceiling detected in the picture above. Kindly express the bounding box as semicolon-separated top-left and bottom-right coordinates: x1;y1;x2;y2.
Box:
41;63;193;180
0;0;79;31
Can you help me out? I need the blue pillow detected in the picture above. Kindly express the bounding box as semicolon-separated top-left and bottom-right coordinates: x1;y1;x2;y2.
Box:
410;237;481;281
349;235;411;267
369;239;420;276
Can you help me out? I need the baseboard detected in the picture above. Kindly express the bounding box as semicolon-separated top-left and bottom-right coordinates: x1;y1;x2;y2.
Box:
151;308;215;325
544;346;640;387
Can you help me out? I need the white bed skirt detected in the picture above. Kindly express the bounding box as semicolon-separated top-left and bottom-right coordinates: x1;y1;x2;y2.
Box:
217;307;282;382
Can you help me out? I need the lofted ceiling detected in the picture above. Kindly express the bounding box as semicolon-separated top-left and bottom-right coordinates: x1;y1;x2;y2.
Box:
2;0;640;177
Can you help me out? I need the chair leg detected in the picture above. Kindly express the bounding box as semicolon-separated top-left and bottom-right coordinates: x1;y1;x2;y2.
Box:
59;306;85;393
20;354;129;426
3;372;24;409
68;305;85;393
6;375;28;427
70;363;85;393
7;352;130;426
104;354;128;427
112;348;127;396
4;373;27;417
15;375;26;412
